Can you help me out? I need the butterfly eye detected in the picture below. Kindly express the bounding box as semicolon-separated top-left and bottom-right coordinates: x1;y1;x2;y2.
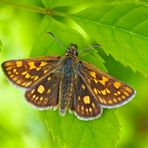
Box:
66;48;70;54
75;51;78;56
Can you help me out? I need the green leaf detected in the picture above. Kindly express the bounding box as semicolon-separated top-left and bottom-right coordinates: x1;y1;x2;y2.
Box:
70;1;148;76
40;110;120;148
30;15;120;147
0;40;2;52
42;0;105;8
31;16;106;71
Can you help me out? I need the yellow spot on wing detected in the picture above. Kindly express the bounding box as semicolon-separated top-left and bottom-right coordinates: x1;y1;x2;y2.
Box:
114;93;118;96
35;96;39;101
99;97;103;103
28;62;36;69
78;96;81;101
22;71;27;75
123;90;129;96
48;77;51;81
87;79;91;84
47;89;51;94
25;73;30;78
90;72;96;78
34;76;39;81
22;82;27;86
40;62;47;67
125;87;132;93
94;79;98;84
31;89;35;94
12;77;17;81
117;97;122;101
92;103;95;108
99;76;108;85
16;79;22;84
93;88;98;95
77;105;80;111
40;97;44;101
10;74;15;78
82;84;85;89
44;70;48;74
37;85;45;94
13;69;18;74
6;67;13;70
108;99;113;104
98;90;101;94
42;98;48;105
25;81;32;87
121;95;126;99
121;89;129;96
5;62;13;66
106;88;110;93
83;96;90;104
13;69;16;72
117;91;121;95
102;99;107;104
89;108;92;112
113;98;118;103
81;106;84;110
86;108;89;112
16;61;22;67
36;67;41;71
101;89;106;95
114;81;121;89
8;71;12;75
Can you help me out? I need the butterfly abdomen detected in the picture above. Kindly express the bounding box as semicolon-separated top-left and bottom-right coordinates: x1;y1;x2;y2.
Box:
59;57;75;115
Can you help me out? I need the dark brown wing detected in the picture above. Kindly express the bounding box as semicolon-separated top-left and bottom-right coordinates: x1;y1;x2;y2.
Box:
25;72;61;109
71;75;102;120
2;56;61;88
78;61;136;108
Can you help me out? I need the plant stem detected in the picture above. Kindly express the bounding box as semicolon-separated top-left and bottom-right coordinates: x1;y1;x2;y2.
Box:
0;0;52;15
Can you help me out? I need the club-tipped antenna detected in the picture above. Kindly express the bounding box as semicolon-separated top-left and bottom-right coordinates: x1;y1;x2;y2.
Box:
47;32;66;50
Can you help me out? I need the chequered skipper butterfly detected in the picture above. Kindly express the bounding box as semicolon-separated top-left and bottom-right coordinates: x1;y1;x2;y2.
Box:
1;43;136;120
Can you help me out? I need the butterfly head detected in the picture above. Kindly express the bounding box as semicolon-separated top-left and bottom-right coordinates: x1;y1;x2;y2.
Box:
65;43;78;58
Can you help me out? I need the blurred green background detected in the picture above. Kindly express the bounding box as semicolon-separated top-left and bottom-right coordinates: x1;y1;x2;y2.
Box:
0;0;148;148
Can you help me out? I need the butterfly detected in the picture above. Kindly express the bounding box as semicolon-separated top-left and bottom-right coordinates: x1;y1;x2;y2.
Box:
1;43;136;120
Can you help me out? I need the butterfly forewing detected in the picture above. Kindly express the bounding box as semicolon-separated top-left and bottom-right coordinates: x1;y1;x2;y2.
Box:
25;73;61;109
2;56;60;88
78;61;135;108
71;75;102;120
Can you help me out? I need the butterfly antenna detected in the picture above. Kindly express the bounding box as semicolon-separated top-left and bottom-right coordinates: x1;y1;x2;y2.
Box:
47;32;66;49
87;43;101;50
79;43;101;58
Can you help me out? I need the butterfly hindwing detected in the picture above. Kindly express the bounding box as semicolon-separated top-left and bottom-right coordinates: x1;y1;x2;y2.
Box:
25;73;61;109
78;61;136;108
2;56;61;88
71;75;102;120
